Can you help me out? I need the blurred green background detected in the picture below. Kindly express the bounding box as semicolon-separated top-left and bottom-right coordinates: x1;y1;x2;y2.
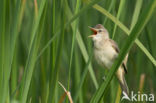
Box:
0;0;156;103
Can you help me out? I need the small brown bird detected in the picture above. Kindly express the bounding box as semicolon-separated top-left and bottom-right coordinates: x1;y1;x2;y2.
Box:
88;24;129;95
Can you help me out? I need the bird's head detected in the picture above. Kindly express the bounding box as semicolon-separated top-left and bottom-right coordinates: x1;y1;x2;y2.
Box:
88;24;109;42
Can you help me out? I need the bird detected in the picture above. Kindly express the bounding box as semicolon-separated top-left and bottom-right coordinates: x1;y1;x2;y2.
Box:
88;24;129;96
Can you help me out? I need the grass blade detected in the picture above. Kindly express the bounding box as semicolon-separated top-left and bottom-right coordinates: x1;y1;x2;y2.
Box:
112;0;126;39
73;52;93;102
0;0;6;101
47;1;65;102
20;0;47;102
130;0;143;30
103;0;116;25
76;30;98;88
0;0;22;102
65;1;99;89
67;0;81;91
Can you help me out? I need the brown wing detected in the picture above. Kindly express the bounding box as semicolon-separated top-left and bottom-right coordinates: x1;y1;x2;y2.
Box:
109;39;120;53
109;39;128;74
122;54;129;74
122;63;128;74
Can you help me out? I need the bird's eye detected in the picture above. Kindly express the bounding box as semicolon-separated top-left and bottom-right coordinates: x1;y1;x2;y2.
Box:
99;30;102;32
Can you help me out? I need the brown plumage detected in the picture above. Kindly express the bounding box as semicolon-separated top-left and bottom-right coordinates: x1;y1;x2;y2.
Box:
89;24;129;95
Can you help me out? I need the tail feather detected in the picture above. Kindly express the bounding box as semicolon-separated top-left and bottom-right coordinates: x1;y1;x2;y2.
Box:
119;76;129;96
116;68;129;96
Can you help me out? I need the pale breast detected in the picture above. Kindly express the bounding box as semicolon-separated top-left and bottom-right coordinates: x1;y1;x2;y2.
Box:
94;44;118;69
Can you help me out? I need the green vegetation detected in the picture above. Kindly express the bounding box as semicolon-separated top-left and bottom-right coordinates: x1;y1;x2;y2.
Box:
0;0;156;103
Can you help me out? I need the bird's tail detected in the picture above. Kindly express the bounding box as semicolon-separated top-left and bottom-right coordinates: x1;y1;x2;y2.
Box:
119;76;129;96
116;68;129;96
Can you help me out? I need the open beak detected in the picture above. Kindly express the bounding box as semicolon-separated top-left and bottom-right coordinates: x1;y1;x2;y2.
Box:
88;26;98;38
